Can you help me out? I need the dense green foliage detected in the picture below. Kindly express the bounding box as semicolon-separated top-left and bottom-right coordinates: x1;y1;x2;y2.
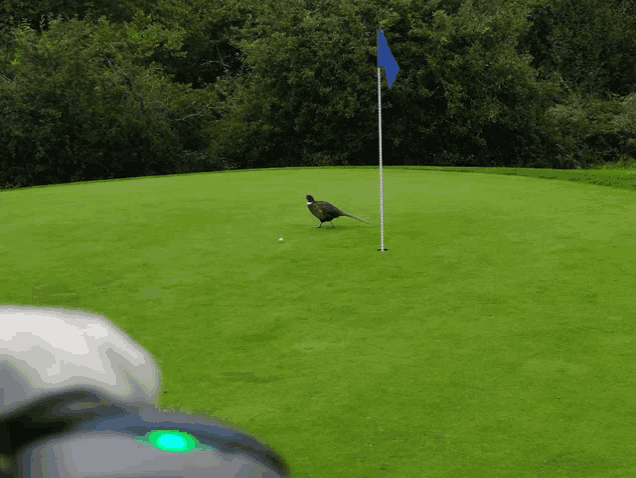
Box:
519;0;636;168
0;0;635;189
0;7;230;188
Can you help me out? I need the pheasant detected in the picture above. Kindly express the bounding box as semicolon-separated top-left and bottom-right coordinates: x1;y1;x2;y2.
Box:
306;195;370;228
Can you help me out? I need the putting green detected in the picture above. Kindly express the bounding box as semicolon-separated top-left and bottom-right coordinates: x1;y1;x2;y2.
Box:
1;166;635;477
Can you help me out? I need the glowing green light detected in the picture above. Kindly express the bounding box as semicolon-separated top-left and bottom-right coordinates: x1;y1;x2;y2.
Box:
135;430;215;454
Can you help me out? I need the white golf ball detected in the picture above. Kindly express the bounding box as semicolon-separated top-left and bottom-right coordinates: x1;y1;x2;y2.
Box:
279;238;284;242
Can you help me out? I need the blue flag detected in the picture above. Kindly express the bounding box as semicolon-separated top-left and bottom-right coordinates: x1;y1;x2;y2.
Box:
377;30;399;88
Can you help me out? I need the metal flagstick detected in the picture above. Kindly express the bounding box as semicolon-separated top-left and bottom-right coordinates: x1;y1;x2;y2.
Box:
376;28;398;251
377;65;387;252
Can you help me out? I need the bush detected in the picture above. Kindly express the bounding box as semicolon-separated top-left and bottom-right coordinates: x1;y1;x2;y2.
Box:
0;13;218;189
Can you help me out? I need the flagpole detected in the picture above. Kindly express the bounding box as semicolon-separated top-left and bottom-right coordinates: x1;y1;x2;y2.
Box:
377;65;387;252
376;28;397;252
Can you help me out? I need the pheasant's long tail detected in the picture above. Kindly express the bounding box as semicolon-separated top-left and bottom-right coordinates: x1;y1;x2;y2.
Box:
343;212;371;224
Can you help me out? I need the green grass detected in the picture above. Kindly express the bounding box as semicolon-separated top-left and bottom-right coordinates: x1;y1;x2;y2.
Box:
2;160;636;477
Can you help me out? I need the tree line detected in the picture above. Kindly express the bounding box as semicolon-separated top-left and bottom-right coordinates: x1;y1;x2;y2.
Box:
1;0;635;190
